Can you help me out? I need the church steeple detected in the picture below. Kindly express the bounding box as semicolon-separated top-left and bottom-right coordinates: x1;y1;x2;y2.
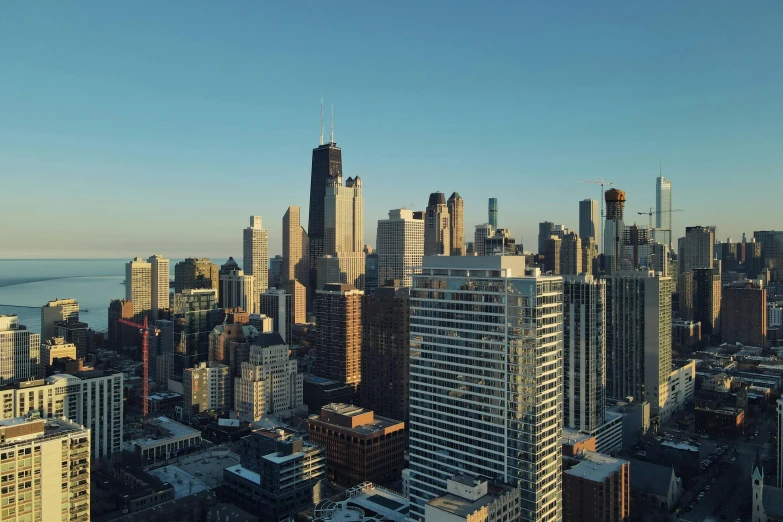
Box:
753;448;764;481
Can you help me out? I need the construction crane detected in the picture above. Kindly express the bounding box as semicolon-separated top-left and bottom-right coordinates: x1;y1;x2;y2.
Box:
637;207;684;239
118;316;160;417
578;178;614;254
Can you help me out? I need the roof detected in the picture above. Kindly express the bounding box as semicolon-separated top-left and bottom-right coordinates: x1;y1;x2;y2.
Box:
565;452;627;482
764;486;783;518
428;192;446;206
627;459;675;498
427;483;513;518
225;464;260;485
253;332;286;348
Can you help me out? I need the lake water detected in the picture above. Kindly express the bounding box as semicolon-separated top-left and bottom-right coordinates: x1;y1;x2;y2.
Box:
0;259;176;335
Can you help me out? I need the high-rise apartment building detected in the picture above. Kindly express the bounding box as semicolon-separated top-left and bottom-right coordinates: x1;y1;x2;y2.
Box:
605;271;672;419
0;315;41;386
220;269;254;313
269;255;284;288
107;298;135;351
448;192;465;256
561;232;583;275
488;197;499;229
376;208;424;282
316;252;366;291
314;284;363;392
182;361;231;420
148;254;170;319
579;199;599;242
360;282;410;424
218;257;240;308
683;226;715;273
172;289;220;363
234;333;302;422
283;206;310;284
0;416;90;522
424;192;451;256
41;337;76;366
174;257;219;294
582;237;599;276
485;228;517;256
691;268;721;343
41;298;79;342
563;275;606;433
260;288;293;343
54;319;89;360
656;175;673;249
126;257;152;320
285;279;307;324
409;256;563;522
754;230;783;282
544;235;562;274
324;176;364;255
474;223;494;257
604;189;626;274
243;216;269;313
722;281;767;347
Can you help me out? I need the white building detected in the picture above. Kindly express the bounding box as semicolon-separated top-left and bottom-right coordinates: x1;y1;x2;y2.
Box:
40;337;77;365
0;416;90;521
769;303;783;330
234;333;303;423
425;474;521;522
473;223;494;257
409;256;562;522
664;360;695;417
377;209;424;288
40;298;79;342
605;271;673;420
655;175;672;249
148;254;170;319
324;175;364;255
243;215;269;314
314;482;412;522
0;315;41;385
220;269;255;313
126;257;152;318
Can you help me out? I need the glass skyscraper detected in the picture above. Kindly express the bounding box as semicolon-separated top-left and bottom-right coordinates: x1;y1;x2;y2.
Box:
408;256;563;522
656;175;672;249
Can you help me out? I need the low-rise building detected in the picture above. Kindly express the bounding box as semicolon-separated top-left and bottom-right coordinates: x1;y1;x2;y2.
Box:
663;360;695;417
563;451;630;522
606;400;651;451
424;474;521;522
627;459;681;512
126;416;202;465
41;337;77;366
183;361;231;420
147;391;183;417
312;482;411;522
672;320;701;353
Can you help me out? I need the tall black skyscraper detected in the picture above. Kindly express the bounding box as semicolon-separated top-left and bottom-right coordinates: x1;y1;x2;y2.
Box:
307;104;343;301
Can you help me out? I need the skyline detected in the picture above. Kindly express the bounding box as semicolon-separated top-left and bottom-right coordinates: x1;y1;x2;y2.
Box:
2;1;782;258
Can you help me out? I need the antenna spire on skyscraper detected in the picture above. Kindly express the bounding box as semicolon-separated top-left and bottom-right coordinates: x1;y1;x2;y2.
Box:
330;104;335;144
320;98;324;146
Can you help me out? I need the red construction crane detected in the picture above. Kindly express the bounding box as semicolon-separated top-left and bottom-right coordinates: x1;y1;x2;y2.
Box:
118;316;160;417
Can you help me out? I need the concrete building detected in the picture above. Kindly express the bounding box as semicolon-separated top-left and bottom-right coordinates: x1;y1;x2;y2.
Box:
0;373;123;461
723;281;767;347
683;226;715;273
259;288;293;343
360;282;410;425
424;192;451;256
752;449;783;522
307;404;405;487
656;175;673;249
603;189;626;274
174;257;219;294
690;267;721;343
54;319;89;360
127;416;201;465
561;232;582;275
148;254;170;319
664;360;695;416
285;278;308;324
544;235;562;274
425;474;521;522
243;216;269;314
41;337;77;366
108;298;135;351
313;482;412;522
448;192;465;256
377;209;425;288
283;206;310;285
324;175;364;256
314;284;363;392
484;228;517;256
474;223;494;257
408;256;562;522
220;269;255;313
0;416;90;522
41;298;79;342
172;289;220;363
182;361;231;419
223;428;325;521
563;451;630;522
126;257;152;320
605;271;673;420
582;237;599;276
233;333;302;423
579;199;599;242
316;252;366;291
0;315;41;385
672;320;701;353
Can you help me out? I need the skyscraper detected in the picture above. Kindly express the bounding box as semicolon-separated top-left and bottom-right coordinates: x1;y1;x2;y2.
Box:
538;221;555;255
448;192;465;256
41;298;79;342
220;269;255;313
691;267;722;344
324;176;364;255
605;271;673;419
313;284;363;392
259;288;293;343
563;275;606;433
174;258;219;293
656;175;673;249
126;257;152;320
488;197;498;229
408;257;562;522
377;209;425;287
424;192;451;255
0;315;41;385
603;189;626;274
148;254;170;319
283;205;309;287
683;226;715;273
579;199;599;242
243;216;269;313
474;223;494;257
560;232;582;275
723;281;767;347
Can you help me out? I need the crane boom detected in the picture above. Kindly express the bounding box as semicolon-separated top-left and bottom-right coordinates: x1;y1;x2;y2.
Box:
118;316;159;417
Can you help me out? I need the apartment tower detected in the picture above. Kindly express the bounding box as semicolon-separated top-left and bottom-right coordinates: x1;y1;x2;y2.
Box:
0;315;41;385
488;197;499;229
376;209;425;288
314;284;363;392
40;298;79;342
656;175;673;249
243;216;269;313
424;192;451;256
579;199;599;242
448;192;465;256
126;257;152;320
148;254;170;319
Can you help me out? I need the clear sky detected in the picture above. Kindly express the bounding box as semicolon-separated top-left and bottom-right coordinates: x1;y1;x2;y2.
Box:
1;1;781;259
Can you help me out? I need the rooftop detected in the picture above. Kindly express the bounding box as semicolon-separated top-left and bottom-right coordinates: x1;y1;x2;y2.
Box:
225;464;260;485
564;451;628;482
314;483;410;522
426;482;514;518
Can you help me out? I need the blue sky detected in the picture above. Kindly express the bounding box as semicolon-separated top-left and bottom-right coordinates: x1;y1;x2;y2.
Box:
1;1;781;258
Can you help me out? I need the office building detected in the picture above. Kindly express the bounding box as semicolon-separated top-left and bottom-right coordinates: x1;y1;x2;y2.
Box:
360;281;410;424
269;255;284;288
424;192;451;255
54;319;89;360
307;404;405;487
449;192;465;256
126;257;152;320
208;321;258;370
148;254;170;319
691;268;721;344
754;230;783;281
174;257;219;294
488;197;499;229
316;251;366;290
582;237;599;276
563;275;606;433
243;216;269;313
259;288;293;343
561;232;583;275
283;205;310;285
234;333;303;423
605;271;673;419
723;281;767;347
220;269;255;313
672;320;701;353
603;189;626;274
485;228;517;256
218;256;241;307
172;289;220;363
223;427;325;521
0;315;40;386
324;175;364;256
41;298;79;342
538;221;555;255
683;226;715;273
0;416;90;522
563;451;630;522
285;278;307;324
425;474;521;522
656;175;673;249
183;361;231;420
621;224;651;271
544;235;562;274
409;256;562;522
128;416;201;465
107;298;135;351
41;337;77;366
579;199;599;242
364;253;379;294
474;223;494;257
314;284;363;391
